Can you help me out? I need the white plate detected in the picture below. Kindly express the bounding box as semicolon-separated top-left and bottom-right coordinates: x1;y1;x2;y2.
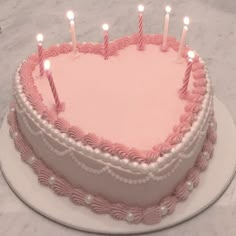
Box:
0;97;236;235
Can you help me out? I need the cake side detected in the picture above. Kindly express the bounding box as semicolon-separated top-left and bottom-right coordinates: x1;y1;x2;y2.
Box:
12;35;215;206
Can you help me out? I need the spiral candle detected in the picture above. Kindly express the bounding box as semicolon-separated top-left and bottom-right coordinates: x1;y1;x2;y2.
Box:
44;60;62;112
102;24;109;60
179;51;195;98
138;5;144;50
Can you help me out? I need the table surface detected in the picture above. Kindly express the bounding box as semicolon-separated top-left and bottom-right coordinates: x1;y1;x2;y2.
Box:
0;0;236;235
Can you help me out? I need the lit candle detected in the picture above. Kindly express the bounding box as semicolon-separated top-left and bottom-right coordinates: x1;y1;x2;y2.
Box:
161;6;171;51
177;16;190;61
137;4;144;50
44;60;63;112
102;23;109;60
36;33;44;77
179;50;195;98
66;10;78;55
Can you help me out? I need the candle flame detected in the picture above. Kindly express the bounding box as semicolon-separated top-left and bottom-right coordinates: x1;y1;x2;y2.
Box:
165;5;171;13
183;16;190;25
138;4;144;12
44;60;51;71
188;50;195;60
67;10;74;20
36;33;44;42
102;23;109;31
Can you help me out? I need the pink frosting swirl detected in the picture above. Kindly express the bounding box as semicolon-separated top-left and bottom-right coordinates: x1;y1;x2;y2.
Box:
68;126;85;142
127;148;144;162
91;196;111;214
47;45;60;57
93;44;103;55
130;34;138;44
82;133;100;149
58;43;72;54
207;129;217;144
203;139;214;155
169;40;179;51
174;181;189;201
166;132;183;145
114;143;129;159
110;203;127;220
192;62;204;72
38;168;53;186
192;87;207;96
195;152;209;171
186;167;200;187
52;176;72;196
192;69;206;80
151;34;162;45
159;196;177;215
42;109;57;124
70;188;86;206
145;150;159;163
153;143;172;156
108;42;118;56
117;38;127;50
27;54;39;65
180;112;197;125
143;206;161;225
31;158;44;174
43;48;53;59
14;134;24;152
99;139;115;155
193;79;207;87
184;103;202;113
173;122;191;134
54;118;71;133
188;94;204;103
20;145;33;162
127;207;143;224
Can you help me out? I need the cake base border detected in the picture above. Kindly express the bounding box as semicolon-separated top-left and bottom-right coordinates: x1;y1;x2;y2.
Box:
0;97;236;235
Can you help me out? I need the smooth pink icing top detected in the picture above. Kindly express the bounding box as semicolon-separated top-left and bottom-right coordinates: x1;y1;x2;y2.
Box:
20;34;207;162
33;45;192;149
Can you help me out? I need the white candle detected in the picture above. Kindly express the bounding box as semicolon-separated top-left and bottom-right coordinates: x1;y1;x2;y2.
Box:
177;16;190;61
162;5;171;51
66;10;77;55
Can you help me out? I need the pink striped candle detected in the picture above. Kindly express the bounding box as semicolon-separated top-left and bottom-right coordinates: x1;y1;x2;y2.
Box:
102;24;109;60
36;33;44;77
137;4;144;50
179;51;195;98
44;60;63;112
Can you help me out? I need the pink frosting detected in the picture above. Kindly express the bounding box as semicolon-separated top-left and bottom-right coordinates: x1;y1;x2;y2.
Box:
70;188;86;206
58;43;72;54
203;140;214;155
38;168;53;186
192;62;204;72
193;79;207;87
173;122;191;134
54;118;71;133
91;196;111;214
82;133;100;148
195;152;209;171
180;112;197;125
8;107;217;225
192;87;207;96
52;176;72;196
174;181;190;201
186;167;200;187
192;69;206;80
143;206;161;225
127;148;144;162
207;129;217;144
99;139;115;155
159;196;177;215
153;143;172;156
42;109;57;124
110;203;127;220
68;126;85;142
113;143;129;159
166;132;183;145
184;103;202;113
145;150;159;163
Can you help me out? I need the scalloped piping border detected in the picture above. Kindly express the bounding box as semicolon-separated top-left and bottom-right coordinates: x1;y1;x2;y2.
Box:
7;104;217;225
15;34;211;165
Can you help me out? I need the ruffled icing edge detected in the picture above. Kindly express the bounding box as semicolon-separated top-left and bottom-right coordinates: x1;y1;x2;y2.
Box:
18;34;208;164
8;103;217;225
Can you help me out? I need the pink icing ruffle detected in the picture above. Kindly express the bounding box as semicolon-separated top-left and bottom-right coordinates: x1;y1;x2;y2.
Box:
54;118;71;133
68;126;85;142
82;133;100;148
8;106;216;225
